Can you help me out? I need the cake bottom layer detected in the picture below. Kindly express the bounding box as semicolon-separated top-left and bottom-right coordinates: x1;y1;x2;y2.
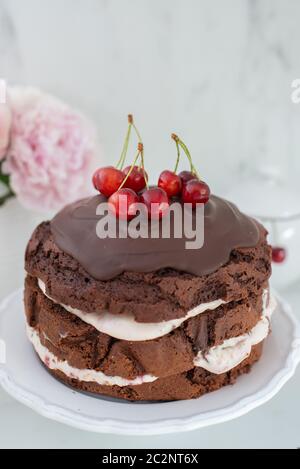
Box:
41;342;263;402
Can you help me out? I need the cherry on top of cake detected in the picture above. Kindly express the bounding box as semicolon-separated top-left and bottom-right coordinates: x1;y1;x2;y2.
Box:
92;115;210;221
50;115;261;281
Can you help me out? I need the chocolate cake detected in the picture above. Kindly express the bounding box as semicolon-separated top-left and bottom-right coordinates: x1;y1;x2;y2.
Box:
24;194;273;401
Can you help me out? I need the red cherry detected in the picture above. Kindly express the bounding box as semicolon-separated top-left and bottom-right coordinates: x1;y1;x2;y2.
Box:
182;179;210;206
272;247;286;263
123;165;148;192
178;171;198;185
140;187;169;219
93;166;124;197
108;188;139;220
92;171;99;190
158;170;182;197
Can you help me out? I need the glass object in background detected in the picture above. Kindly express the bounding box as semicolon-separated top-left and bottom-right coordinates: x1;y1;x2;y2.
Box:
227;0;300;289
226;163;300;290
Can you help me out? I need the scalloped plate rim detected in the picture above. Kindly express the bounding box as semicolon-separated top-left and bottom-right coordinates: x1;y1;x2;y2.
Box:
0;288;300;435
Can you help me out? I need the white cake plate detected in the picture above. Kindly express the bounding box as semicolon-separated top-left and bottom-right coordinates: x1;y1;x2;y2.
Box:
0;289;300;435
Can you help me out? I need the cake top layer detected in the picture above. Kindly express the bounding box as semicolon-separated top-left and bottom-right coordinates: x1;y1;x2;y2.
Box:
50;194;260;281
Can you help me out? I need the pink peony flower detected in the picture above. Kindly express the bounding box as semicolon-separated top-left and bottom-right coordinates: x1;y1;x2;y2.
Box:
0;102;12;159
2;86;97;211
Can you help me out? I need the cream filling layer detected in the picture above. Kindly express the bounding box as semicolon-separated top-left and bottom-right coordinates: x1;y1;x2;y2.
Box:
38;279;226;341
193;293;276;374
26;324;157;387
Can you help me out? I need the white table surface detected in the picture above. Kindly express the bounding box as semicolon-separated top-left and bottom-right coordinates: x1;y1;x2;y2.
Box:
0;199;299;449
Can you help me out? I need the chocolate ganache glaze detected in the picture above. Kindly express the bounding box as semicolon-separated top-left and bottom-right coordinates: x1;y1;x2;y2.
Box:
51;194;260;280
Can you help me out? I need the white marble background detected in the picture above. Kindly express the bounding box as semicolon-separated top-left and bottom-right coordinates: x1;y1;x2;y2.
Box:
1;0;300;192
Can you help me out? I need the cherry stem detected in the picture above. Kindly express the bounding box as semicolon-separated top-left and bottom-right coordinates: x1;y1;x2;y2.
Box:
140;144;149;189
116;115;133;170
132;121;147;184
127;116;148;189
132;121;142;143
171;134;200;179
173;140;180;173
118;143;144;191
